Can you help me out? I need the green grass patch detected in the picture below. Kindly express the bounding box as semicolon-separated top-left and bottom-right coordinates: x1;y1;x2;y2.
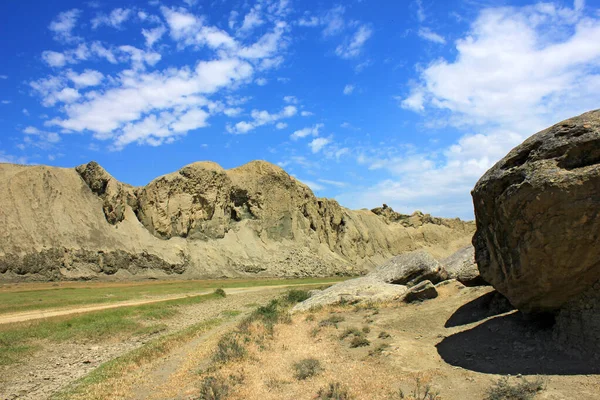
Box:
52;318;225;400
0;277;347;315
0;292;220;366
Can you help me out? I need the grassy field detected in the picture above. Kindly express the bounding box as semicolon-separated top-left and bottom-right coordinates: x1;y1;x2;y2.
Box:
0;291;226;366
0;277;347;315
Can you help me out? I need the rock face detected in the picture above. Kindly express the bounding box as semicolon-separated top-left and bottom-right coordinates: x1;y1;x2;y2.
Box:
472;109;600;314
442;246;488;287
0;160;474;281
371;250;448;286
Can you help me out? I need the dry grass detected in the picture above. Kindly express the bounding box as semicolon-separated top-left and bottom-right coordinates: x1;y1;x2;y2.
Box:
201;302;431;400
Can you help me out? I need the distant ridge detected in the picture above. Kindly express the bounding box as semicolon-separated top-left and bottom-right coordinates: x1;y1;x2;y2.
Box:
0;160;474;281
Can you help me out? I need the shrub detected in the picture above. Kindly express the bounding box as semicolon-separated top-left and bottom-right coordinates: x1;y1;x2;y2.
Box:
197;375;229;400
485;376;545;400
362;326;370;333
319;315;345;328
213;333;246;364
305;314;316;322
368;343;390;356
286;289;311;304
316;382;353;400
293;358;323;380
339;327;361;340
349;336;370;348
378;331;391;339
214;288;226;298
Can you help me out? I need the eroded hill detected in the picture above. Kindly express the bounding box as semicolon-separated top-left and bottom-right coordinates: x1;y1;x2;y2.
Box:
0;160;474;281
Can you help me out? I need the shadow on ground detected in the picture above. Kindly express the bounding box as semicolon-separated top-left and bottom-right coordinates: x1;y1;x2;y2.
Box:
445;290;514;328
438;307;600;375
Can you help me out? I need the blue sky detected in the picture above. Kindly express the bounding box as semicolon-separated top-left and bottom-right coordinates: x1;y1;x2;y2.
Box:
1;0;599;220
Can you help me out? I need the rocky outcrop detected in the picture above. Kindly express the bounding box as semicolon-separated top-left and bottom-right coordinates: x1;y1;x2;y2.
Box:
371;250;448;286
0;160;474;281
403;280;438;303
291;277;408;312
292;249;445;311
442;246;488;287
472;109;600;314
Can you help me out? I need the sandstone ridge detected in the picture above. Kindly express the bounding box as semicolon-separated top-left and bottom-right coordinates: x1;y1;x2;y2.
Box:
0;160;474;281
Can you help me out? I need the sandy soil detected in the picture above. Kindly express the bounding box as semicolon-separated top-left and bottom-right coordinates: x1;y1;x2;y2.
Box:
108;281;600;400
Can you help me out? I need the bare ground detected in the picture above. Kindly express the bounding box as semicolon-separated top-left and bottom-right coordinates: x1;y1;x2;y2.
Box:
0;287;286;400
102;281;600;400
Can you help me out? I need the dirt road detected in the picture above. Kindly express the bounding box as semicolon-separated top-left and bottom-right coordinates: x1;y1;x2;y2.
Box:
0;283;318;325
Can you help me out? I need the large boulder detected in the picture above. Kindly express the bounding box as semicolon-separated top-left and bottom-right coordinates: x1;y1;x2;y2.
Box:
472;110;600;314
370;250;448;287
291;277;407;312
442;246;488;287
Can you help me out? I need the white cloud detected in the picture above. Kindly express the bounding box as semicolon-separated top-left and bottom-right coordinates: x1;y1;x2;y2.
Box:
298;15;320;27
418;27;446;44
322;6;346;36
343;84;354;95
309;136;331;153
23;108;30;116
300;110;313;117
142;26;167;47
255;77;268;86
275;122;287;129
223;107;243;117
283;95;298;104
42;51;68;67
67;69;104;87
227;105;297;134
1;100;10;104
347;1;600;219
398;90;424;112
290;123;323;140
335;25;372;59
49;9;81;43
92;8;132;29
46;58;253;148
238;6;264;34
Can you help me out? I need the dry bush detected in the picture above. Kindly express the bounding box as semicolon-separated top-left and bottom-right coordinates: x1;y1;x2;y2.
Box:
292;358;323;380
197;375;229;400
485;376;546;400
316;382;354;399
319;315;345;328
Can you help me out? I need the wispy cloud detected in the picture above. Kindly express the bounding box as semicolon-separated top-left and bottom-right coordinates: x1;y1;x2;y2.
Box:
343;84;355;95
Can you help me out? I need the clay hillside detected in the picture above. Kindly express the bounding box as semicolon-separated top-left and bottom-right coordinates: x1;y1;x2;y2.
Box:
0;160;473;281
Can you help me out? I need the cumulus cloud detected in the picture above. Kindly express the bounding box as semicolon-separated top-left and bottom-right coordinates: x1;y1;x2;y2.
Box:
92;8;132;29
49;9;81;43
67;69;104;87
343;84;354;95
142;26;167;47
347;1;600;219
227;105;297;134
290;123;323;140
309;136;331;153
335;25;372;59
